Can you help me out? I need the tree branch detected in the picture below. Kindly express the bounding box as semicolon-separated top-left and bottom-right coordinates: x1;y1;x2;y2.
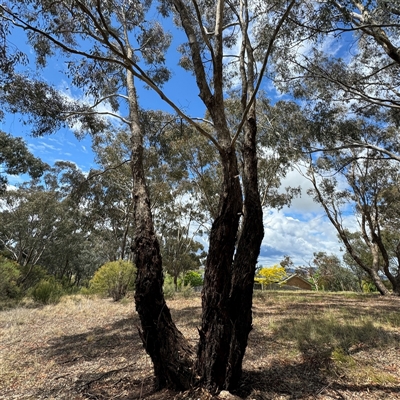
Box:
231;0;297;146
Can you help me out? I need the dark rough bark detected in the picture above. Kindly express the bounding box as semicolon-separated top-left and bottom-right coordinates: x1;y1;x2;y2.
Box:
133;218;195;389
393;280;400;295
226;118;264;390
196;119;263;392
128;69;194;390
196;147;243;392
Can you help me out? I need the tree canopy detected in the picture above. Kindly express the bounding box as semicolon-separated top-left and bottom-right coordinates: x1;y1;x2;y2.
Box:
1;0;400;396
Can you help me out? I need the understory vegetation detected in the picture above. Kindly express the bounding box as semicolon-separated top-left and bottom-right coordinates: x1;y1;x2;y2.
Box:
1;291;399;399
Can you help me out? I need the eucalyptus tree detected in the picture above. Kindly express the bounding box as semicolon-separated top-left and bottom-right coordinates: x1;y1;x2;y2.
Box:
38;162;110;283
160;223;205;291
0;0;300;392
312;251;359;292
163;1;299;390
271;0;400;161
0;131;48;193
0;3;193;388
306;143;400;295
0;182;66;285
342;230;384;291
274;0;400;105
145;112;221;223
83;129;135;261
0;166;108;286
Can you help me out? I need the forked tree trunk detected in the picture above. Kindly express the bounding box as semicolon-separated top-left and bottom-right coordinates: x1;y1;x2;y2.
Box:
225;118;264;389
196;119;264;391
196;147;243;391
127;68;194;390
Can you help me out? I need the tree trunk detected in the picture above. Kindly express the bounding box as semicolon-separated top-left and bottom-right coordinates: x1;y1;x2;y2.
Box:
225;117;264;390
370;244;391;296
392;278;400;295
127;66;194;389
196;147;243;392
196;119;264;392
370;269;391;295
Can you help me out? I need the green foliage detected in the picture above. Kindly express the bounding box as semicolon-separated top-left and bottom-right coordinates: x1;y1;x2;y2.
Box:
313;252;359;292
0;130;48;193
17;264;49;291
0;256;22;300
255;265;287;288
183;270;203;287
180;282;194;298
30;277;63;304
89;260;136;301
163;274;176;299
361;280;378;293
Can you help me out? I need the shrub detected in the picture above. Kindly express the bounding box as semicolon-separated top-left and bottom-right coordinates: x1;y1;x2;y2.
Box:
180;282;194;298
30;277;63;304
163;274;176;299
79;286;93;298
0;256;22;300
89;260;136;301
183;270;203;287
362;280;378;293
17;264;49;291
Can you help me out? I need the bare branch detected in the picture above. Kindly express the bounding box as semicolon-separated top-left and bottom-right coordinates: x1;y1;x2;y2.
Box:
232;0;297;146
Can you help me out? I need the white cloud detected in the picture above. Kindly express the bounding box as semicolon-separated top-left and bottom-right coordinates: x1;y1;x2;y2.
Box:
258;165;357;267
28;140;61;154
259;208;343;267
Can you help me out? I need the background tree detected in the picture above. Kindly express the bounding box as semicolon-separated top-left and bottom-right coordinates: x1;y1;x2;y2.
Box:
158;208;206;291
0;131;48;193
272;0;400;165
306;142;400;295
0;0;299;392
280;255;295;272
0;185;62;274
255;265;287;290
312;251;359;292
0;168;110;288
342;231;381;292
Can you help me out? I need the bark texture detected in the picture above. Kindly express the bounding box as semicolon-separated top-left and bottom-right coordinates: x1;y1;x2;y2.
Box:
196;118;263;391
226;117;264;389
196;146;243;392
127;68;194;390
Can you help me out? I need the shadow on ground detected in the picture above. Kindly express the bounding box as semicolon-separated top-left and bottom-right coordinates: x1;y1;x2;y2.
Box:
22;294;400;400
237;364;400;399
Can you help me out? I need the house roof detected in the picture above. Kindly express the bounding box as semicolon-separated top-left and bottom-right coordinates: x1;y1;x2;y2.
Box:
279;274;312;286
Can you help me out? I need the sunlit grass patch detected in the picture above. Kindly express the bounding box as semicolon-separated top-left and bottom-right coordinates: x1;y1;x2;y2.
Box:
274;310;396;360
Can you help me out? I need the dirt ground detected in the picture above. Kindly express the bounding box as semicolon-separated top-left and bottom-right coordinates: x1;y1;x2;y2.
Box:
0;292;399;399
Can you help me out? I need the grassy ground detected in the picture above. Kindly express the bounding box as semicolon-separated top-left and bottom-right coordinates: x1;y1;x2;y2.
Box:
0;291;399;399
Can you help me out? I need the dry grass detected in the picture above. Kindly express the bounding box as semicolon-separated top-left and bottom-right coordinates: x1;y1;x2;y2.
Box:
0;291;399;399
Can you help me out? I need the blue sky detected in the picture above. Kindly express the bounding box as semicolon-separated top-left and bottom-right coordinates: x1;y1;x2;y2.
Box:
1;10;353;268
